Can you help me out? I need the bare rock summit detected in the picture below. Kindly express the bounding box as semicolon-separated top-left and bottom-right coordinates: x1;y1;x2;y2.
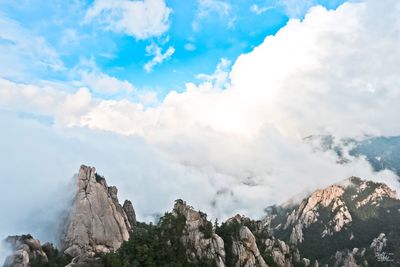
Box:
60;165;135;258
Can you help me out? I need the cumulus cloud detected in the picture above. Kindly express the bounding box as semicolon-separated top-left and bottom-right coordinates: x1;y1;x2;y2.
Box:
228;0;400;138
144;43;175;72
84;0;171;39
50;0;400;140
196;58;231;89
1;0;400;251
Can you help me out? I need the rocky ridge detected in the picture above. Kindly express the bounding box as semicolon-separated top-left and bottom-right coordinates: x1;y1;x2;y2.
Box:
3;166;400;267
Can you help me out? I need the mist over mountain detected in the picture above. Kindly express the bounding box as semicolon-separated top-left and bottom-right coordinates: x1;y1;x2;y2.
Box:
3;166;400;266
305;134;400;179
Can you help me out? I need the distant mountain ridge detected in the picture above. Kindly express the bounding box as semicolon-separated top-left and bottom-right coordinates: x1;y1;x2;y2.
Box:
304;135;400;176
3;166;400;267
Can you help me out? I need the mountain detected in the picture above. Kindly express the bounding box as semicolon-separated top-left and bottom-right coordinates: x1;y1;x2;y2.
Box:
263;177;400;266
349;136;400;176
60;165;136;260
2;166;400;267
304;135;400;176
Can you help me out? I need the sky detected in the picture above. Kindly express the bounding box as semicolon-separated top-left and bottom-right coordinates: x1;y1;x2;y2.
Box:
0;0;347;97
1;0;400;256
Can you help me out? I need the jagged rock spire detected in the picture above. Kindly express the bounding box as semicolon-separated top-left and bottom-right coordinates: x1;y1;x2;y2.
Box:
172;199;226;267
60;165;135;258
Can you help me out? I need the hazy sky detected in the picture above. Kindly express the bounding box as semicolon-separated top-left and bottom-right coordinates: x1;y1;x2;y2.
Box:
0;0;400;258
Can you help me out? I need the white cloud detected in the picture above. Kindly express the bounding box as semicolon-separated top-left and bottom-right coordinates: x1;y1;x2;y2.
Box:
193;0;235;30
85;0;171;39
75;60;135;95
144;43;175;72
1;0;400;244
0;14;64;80
138;90;159;106
64;58;136;96
68;0;400;140
250;4;274;15
0;111;226;245
0;242;10;267
228;0;400;138
80;72;134;95
184;43;196;51
197;0;231;18
196;58;231;89
279;0;317;18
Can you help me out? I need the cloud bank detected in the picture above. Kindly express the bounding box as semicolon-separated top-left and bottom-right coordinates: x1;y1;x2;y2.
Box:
10;0;396;140
0;0;400;253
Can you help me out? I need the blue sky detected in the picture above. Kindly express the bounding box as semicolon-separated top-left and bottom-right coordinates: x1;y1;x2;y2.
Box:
0;0;347;99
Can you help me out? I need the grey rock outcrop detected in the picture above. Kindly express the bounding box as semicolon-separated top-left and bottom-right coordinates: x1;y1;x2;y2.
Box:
225;215;268;267
285;184;352;245
173;199;226;267
123;200;136;228
60;165;135;258
3;234;48;267
232;226;268;267
264;237;306;267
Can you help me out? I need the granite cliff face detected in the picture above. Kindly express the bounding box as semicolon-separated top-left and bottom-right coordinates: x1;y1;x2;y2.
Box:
283;183;352;245
232;226;268;267
262;177;400;266
172;199;226;266
60;165;135;259
224;216;268;267
267;177;397;247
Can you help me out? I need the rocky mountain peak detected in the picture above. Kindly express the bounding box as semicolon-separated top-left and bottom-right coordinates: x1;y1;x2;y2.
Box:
345;177;397;208
60;165;135;260
276;177;399;246
122;200;136;228
301;185;345;214
283;183;351;244
171;199;226;266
